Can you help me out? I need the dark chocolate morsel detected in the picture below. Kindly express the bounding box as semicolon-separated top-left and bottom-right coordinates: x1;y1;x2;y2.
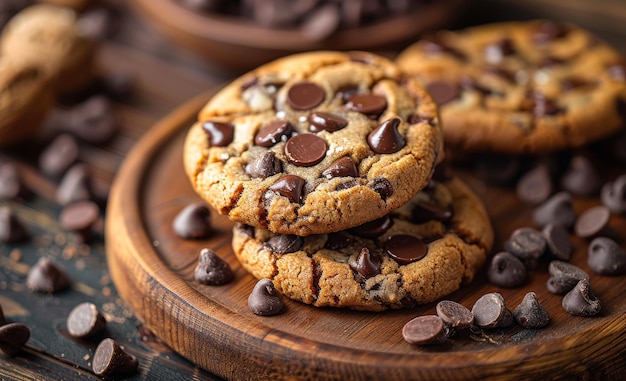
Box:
562;279;601;317
487;251;527;288
322;156;358;178
59;201;100;238
367;117;405;154
369;177;393;200
349;247;381;278
546;260;589;295
601;175;626;214
513;292;550;329
194;248;233;285
345;93;387;119
67;96;118;145
92;338;139;376
202;121;234;146
504;227;546;269
324;232;353;250
533;192;577;229
561;156;602;197
26;257;70;293
436;300;474;332
66;302;107;339
402;315;447;345
425;81;461;106
0;162;28;201
516;164;553;205
533;20;569;44
248;279;283;316
286;82;325;110
284;134;327;167
0;206;29;244
268;175;305;204
0;323;30;357
542;223;572;260
56;164;92;206
574;205;611;239
172;203;213;239
245;151;282;179
308;112;348;132
471;292;512;329
412;201;452;224
263;234;303;254
39;134;79;178
587;237;626;275
254;120;294;147
384;234;428;265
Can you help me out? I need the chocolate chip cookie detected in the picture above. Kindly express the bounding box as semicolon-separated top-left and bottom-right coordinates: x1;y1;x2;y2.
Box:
184;51;443;236
396;20;626;154
232;176;493;311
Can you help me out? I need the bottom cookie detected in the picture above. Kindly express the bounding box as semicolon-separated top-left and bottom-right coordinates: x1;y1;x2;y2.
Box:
232;176;493;311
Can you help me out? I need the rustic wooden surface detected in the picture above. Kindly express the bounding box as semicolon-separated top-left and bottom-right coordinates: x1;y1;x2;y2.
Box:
1;0;626;380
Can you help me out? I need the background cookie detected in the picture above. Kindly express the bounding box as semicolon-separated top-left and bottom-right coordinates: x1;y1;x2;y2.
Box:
232;176;493;311
396;20;626;154
184;51;443;236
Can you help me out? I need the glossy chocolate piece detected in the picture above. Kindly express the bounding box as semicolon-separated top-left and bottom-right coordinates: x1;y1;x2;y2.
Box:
268;175;305;204
384;234;428;265
254;120;294;147
202;121;234;146
284;133;327;167
194;248;233;285
345;93;387;119
487;251;527;288
248;279;283;316
308;111;348;132
286;82;325;110
367;117;405;154
321;156;358;178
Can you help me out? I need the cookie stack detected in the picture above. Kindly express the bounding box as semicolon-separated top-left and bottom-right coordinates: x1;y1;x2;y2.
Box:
183;51;494;311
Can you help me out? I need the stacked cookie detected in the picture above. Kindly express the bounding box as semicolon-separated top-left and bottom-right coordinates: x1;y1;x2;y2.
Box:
183;51;494;311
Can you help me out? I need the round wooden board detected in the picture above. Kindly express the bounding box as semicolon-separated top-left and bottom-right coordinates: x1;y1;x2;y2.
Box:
106;90;626;381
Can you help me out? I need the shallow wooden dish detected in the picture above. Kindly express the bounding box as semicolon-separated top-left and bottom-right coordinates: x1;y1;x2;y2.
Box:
106;90;626;380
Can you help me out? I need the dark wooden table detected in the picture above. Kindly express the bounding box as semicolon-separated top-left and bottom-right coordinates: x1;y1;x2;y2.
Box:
1;1;625;380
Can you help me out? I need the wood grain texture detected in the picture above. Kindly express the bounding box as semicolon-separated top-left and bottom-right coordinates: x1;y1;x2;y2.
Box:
106;92;626;381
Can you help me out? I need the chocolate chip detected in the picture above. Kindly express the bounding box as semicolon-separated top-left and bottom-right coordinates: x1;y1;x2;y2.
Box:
263;234;302;254
59;201;100;240
504;227;546;269
487;251;527;288
484;38;516;64
0;206;29;244
284;134;327;166
26;257;70;293
194;248;233;285
425;81;461;106
66;302;107;339
349;247;381;277
411;201;452;224
324;232;352;250
39;134;79;178
513;292;550;329
308;111;348;132
574;205;611;239
471;292;513;329
0;162;28;201
202;121;234;146
67;96;118;145
322;156;358;178
546;260;589;295
254;120;294;147
533;20;569;44
533;192;577;229
248;278;283;316
384;234;428;265
369;177;393;200
56;164;92;206
0;323;30;357
350;215;392;238
562;279;601;317
560;156;602;197
245;151;282;179
516;164;553;205
286;82;325;110
402;315;447;345
92;338;139;377
436;300;474;334
345;93;387;119
335;85;359;102
367;117;405;154
601;175;626;214
235;223;255;238
172;203;213;239
542;223;572;260
301;3;341;41
587;237;626;275
268;175;305;204
562;77;595;91
407;113;435;126
335;179;358;191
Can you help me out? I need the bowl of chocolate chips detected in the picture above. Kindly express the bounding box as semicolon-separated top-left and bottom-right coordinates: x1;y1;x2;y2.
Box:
131;0;465;72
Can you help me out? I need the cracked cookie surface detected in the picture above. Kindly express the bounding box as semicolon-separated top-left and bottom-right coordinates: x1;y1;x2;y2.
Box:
396;20;626;154
232;176;493;311
184;51;443;236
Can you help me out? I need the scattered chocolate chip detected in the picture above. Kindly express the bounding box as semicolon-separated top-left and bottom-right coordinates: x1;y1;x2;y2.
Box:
248;278;283;316
66;302;107;339
322;156;358;178
202;121;234;146
471;292;513;329
513;292;550;329
367;117;405;154
560;156;602;197
0;206;29;244
516;164;553;205
436;300;474;335
562;279;601;317
484;38;515;64
349;247;381;277
369;177;393;200
284;133;327;167
474;154;520;186
546;260;589;295
345;93;387;119
350;215;392;238
172;203;213;239
487;251;527;288
56;164;92;205
0;162;28;201
268;175;305;204
533;20;568;44
308;111;348;132
26;257;70;293
533;192;577;229
425;81;461;106
254;120;294;147
59;201;100;240
67;96;118;145
0;323;30;357
194;248;233;285
574;205;612;239
384;234;428;265
286;82;325;110
587;237;626;275
245;151;282;179
402;315;447;345
263;234;303;254
324;232;353;250
504;227;546;269
92;338;139;377
411;201;452;224
601;175;626;214
542;223;572;260
39;134;79;178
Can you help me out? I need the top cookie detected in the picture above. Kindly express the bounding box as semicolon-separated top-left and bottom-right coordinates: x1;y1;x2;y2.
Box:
396;20;626;154
184;51;443;236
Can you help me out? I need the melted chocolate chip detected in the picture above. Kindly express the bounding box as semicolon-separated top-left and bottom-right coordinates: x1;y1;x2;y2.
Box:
426;81;461;106
324;232;353;250
202;121;234;146
254;120;294;147
284;134;327;167
370;178;393;200
245;151;282;179
350;215;392;238
335;85;359;102
385;234;428;265
412;201;453;224
367;117;405;154
308;111;348;132
349;247;381;277
264;234;303;254
345;93;387;119
268;175;305;204
286;82;325;110
322;156;358;178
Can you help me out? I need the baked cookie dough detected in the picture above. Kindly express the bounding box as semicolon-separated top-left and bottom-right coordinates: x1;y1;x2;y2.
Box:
396;20;626;154
232;176;493;311
184;51;443;236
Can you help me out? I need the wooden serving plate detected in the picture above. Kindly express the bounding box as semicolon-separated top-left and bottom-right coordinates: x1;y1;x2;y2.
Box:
106;91;626;380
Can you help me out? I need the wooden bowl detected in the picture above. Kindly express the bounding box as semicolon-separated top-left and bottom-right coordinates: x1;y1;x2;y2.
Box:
129;0;465;73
